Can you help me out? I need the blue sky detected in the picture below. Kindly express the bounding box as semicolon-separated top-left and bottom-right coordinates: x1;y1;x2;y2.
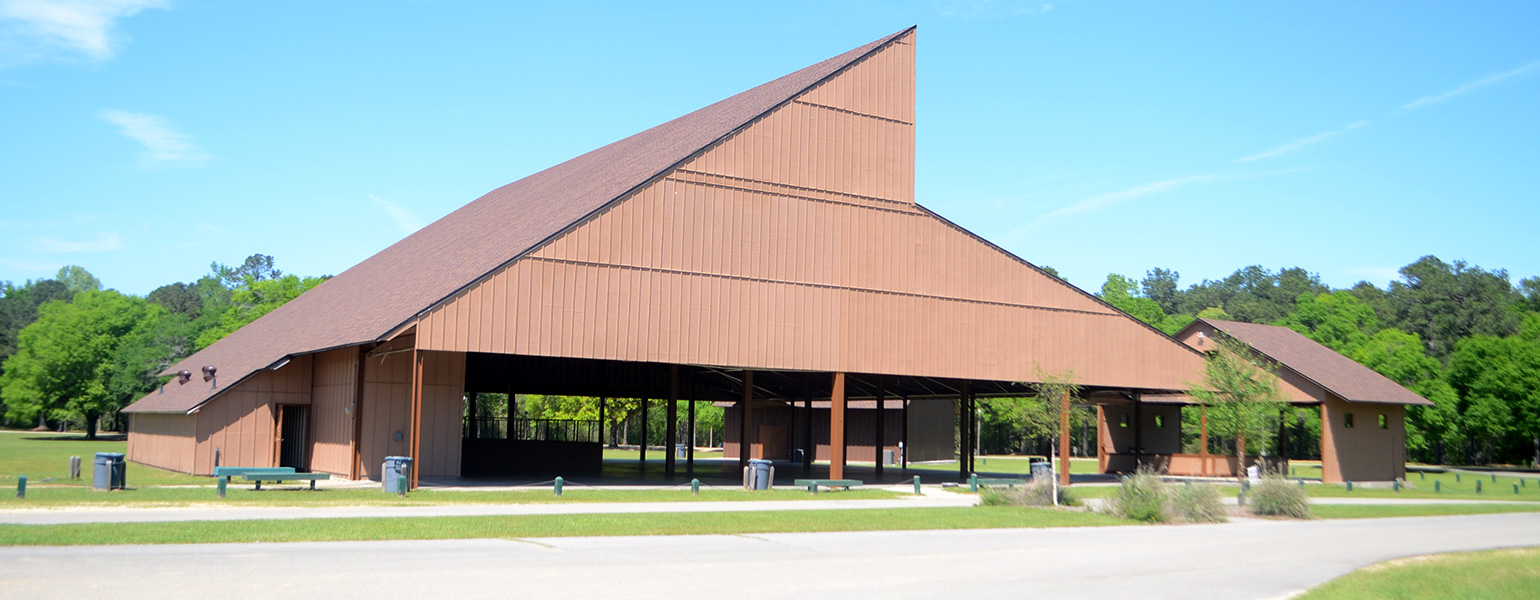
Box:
2;1;1537;296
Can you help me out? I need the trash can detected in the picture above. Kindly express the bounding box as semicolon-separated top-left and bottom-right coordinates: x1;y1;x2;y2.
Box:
93;452;125;490
382;456;413;493
882;449;895;466
792;448;805;463
676;444;688;459
748;459;773;490
1030;461;1053;481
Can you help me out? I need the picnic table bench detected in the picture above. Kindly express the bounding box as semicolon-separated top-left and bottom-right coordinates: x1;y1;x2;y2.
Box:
239;472;330;490
793;479;863;493
970;475;1030;492
213;466;294;478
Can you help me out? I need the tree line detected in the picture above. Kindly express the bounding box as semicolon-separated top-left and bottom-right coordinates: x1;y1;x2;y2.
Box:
0;255;326;438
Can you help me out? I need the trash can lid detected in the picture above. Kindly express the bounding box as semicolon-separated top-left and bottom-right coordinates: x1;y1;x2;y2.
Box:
748;459;773;465
95;452;125;459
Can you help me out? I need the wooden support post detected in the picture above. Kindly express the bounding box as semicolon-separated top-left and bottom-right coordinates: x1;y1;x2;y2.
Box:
350;346;367;480
830;372;846;481
598;397;606;447
409;348;423;490
666;365;678;480
1133;393;1144;470
875;376;886;480
958;382;970;482
803;373;814;469
739;370;754;469
901;394;910;471
467;392;478;440
639;397;648;465
1200;404;1210;477
1059;388;1071;486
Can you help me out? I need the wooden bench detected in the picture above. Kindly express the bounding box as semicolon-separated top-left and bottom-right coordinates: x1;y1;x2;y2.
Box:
971;476;1029;492
793;479;863;493
241;472;330;490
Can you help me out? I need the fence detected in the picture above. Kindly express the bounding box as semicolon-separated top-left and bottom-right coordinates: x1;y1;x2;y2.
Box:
464;417;600;444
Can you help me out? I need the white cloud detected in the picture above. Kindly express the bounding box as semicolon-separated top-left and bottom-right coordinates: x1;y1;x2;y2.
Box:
0;0;168;66
1236;121;1368;163
1014;173;1216;233
369;194;423;234
36;232;121;252
933;0;1054;20
99;109;207;165
1403;60;1540;111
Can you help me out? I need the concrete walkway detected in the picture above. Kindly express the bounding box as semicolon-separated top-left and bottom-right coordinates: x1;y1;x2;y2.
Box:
3;512;1538;599
0;485;975;525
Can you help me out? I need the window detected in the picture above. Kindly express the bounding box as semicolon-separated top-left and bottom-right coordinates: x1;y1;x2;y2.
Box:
1154;415;1164;428
1378;414;1388;429
1119;414;1129;428
1344;413;1354;428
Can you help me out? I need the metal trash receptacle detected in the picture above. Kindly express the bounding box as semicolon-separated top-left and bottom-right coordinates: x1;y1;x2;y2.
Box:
1030;461;1053;481
748;459;773;490
93;452;125;490
382;456;413;493
676;444;687;459
882;449;895;466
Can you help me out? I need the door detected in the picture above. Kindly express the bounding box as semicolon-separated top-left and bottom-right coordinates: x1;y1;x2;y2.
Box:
278;405;309;471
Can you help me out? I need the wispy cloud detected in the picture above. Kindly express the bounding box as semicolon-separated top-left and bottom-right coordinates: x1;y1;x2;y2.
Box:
99;109;207;165
1015;173;1216;233
932;0;1054;20
36;232;120;252
1403;60;1540;111
369;194;422;234
1236;120;1368;163
0;0;168;66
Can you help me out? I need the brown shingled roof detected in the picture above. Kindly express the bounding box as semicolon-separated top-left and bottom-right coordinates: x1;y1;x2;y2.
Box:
124;28;915;414
1192;318;1433;406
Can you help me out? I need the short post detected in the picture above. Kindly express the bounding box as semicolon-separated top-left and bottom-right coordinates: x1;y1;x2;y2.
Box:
217;476;227;498
1393;480;1400;493
767;466;775;490
1492;473;1497;482
1419;471;1425;481
969;473;979;493
913;475;922;495
691;478;700;495
1242;480;1251;494
554;476;564;497
16;475;26;498
743;467;751;490
808;481;817;494
1298;479;1305;488
1435;480;1441;493
1237;490;1246;506
69;456;81;479
1290;466;1295;477
397;474;407;497
1475;479;1482;494
1346;481;1353;492
1456;473;1461;483
1515;482;1521;495
1185;479;1192;487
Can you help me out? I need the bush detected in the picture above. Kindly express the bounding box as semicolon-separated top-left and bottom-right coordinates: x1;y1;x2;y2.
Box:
1167;482;1227;523
979;479;1079;507
1108;470;1168;523
1248;476;1312;518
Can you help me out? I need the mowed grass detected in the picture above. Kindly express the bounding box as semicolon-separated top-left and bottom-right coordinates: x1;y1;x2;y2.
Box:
1296;546;1540;600
0;505;1127;546
0;485;901;508
1311;504;1540;519
0;430;206;487
906;456;1100;477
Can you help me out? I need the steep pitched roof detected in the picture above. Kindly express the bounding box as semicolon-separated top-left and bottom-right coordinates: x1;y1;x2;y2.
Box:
124;28;915;414
1190;318;1433;406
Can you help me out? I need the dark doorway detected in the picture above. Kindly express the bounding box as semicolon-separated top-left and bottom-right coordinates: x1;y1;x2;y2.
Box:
278;405;309;471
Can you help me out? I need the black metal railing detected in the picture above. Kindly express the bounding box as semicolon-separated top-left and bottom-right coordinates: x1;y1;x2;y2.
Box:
464;417;600;444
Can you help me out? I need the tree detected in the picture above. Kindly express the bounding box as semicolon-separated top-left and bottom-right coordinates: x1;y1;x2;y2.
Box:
1387;256;1521;359
146;282;204;317
1520;276;1540;312
1176;266;1329;324
1140;268;1181;315
1280;291;1380;355
1025;366;1082;484
1188;335;1288;482
212;254;283;289
193;274;326;349
1098;274;1191;334
1446;315;1540;466
54;265;102;295
0;291;159;437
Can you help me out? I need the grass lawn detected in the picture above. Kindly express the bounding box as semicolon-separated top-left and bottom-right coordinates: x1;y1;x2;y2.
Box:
905;456;1100;477
0;485;901;508
1296;546;1540;600
0;430;206;487
0;505;1127;546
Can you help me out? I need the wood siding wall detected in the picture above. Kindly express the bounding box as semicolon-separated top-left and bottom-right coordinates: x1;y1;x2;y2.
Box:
414;29;1202;392
126;413;197;474
1321;396;1405;482
191;355;314;475
309;347;360;476
359;339;465;480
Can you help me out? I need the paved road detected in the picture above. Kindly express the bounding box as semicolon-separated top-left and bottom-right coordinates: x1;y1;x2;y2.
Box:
4;513;1538;599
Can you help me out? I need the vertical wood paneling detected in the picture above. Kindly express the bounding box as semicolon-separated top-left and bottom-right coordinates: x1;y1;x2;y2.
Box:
309;347;358;476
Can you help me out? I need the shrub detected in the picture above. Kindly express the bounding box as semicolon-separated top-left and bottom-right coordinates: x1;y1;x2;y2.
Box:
1248;476;1312;518
979;479;1079;507
1108;469;1168;523
1167;482;1227;523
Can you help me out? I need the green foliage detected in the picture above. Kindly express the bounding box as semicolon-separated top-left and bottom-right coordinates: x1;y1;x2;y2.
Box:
54;265;102;295
978;479;1078;507
193;273;326;350
1248;476;1312;518
1387;256;1521;359
1189;335;1288;466
1167;482;1227;523
1445;314;1540;465
1281;291;1380;354
1176;266;1329;324
1098;273;1191;334
0;291;160;437
1108;469;1168;523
